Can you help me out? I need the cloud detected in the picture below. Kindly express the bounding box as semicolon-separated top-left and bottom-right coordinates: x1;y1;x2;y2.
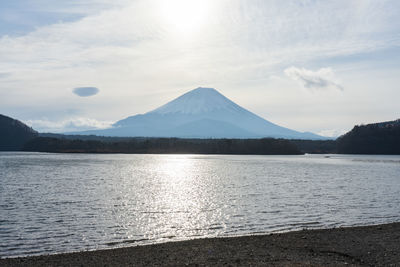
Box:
26;117;113;133
73;87;99;97
1;0;400;133
0;72;11;79
284;67;343;91
318;129;348;138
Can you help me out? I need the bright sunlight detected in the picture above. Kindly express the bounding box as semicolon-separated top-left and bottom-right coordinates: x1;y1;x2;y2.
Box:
158;0;212;34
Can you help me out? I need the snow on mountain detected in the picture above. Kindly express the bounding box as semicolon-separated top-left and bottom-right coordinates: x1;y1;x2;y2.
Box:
149;87;241;115
73;87;326;139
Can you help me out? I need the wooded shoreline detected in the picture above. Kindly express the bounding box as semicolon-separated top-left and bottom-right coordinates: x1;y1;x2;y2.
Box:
22;137;305;155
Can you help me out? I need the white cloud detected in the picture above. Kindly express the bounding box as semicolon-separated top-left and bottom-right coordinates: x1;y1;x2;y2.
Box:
18;0;132;17
1;0;400;132
0;72;11;78
26;118;113;133
284;67;343;91
317;129;348;138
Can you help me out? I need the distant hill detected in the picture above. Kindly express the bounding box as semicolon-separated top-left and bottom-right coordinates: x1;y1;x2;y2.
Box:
337;119;400;154
0;114;38;151
72;87;326;140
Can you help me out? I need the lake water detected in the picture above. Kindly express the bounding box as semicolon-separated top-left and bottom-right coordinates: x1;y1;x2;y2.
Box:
1;152;399;258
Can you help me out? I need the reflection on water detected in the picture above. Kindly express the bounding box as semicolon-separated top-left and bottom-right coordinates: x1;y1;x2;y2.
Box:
0;153;400;257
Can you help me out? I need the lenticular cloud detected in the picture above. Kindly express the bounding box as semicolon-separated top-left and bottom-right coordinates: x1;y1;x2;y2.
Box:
73;87;100;97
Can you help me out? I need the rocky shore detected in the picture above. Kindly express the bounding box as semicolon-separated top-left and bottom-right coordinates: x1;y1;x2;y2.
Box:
2;222;399;266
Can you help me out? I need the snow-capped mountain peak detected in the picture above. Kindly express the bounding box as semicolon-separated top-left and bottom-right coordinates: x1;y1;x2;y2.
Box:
71;87;326;140
149;87;242;115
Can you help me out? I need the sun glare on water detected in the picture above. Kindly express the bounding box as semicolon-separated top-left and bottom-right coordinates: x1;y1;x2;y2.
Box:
158;0;212;35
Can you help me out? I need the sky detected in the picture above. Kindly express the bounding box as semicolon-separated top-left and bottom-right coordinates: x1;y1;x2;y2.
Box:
1;0;399;136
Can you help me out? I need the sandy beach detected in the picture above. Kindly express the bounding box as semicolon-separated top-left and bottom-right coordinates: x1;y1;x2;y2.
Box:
2;222;399;266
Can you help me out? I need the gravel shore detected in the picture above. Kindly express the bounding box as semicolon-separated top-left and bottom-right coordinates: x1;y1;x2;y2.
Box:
2;222;399;266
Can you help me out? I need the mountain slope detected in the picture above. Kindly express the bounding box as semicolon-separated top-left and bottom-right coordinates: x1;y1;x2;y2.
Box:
0;114;38;151
75;87;325;139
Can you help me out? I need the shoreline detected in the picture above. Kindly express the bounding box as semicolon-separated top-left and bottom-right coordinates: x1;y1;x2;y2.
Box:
2;222;399;266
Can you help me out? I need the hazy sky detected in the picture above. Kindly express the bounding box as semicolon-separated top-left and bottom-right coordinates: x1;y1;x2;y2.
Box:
1;0;399;136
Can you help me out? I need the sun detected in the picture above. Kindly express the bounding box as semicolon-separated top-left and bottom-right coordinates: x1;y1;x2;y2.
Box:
158;0;211;34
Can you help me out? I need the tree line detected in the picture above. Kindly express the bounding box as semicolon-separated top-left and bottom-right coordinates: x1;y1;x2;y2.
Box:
23;137;303;155
336;120;400;154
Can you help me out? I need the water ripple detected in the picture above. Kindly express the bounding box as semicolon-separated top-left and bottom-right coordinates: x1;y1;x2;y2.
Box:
1;152;400;258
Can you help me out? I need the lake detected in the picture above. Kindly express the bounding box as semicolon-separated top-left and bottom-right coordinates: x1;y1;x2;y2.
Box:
1;152;399;258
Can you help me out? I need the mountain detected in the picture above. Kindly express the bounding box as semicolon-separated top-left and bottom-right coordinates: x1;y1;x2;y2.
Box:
0;114;38;151
337;119;400;154
74;87;326;139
